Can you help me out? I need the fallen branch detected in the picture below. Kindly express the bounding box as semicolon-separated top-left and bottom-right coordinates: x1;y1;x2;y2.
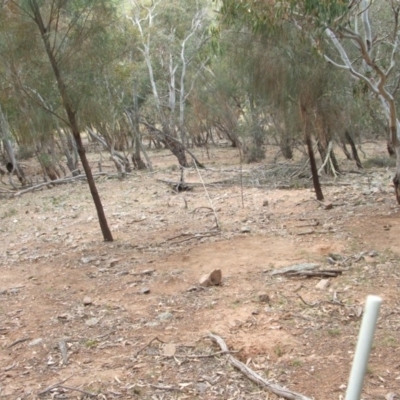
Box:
269;263;319;276
286;269;344;278
13;172;111;197
208;333;312;400
163;231;219;246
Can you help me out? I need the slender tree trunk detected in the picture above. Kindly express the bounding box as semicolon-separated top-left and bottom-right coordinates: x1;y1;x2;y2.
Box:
163;131;189;167
394;147;400;204
300;102;323;200
31;1;113;241
306;132;324;201
344;130;362;169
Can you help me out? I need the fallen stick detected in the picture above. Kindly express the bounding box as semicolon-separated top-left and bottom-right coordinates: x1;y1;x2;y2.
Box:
287;269;344;278
6;337;31;349
58;385;96;397
269;263;319;276
37;375;74;396
134;336;165;357
185;349;240;358
150;384;179;391
58;339;68;365
208;333;312;400
13;172;111;197
193;159;219;229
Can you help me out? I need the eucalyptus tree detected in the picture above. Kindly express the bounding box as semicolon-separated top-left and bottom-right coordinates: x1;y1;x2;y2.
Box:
127;0;210;167
1;0;116;241
217;0;400;203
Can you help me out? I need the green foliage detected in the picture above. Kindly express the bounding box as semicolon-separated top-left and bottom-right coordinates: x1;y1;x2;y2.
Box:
1;208;18;219
216;0;349;32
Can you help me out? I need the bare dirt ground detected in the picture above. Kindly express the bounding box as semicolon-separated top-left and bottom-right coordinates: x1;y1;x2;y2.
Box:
1;142;400;400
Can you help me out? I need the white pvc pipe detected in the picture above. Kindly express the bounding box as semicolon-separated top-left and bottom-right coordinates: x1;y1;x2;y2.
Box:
345;295;382;400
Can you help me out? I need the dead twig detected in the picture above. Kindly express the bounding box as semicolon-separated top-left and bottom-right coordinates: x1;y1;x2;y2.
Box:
163;231;219;245
269;263;319;276
190;206;214;214
208;333;312;400
296;229;315;235
130;269;155;276
134;337;165;357
185;349;240;358
37;375;74;396
150;384;179;391
58;339;68;365
297;294;319;307
168;232;219;245
193;159;219;229
287;269;344;278
58;385;96;397
6;337;31;349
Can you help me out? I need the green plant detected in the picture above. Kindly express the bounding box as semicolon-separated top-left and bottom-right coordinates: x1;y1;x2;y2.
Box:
327;328;341;336
1;208;18;219
85;339;98;348
381;335;397;348
292;359;302;367
274;346;284;357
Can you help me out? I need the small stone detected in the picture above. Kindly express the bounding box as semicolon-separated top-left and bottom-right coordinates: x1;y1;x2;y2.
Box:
109;259;120;267
327;257;336;265
83;296;92;306
57;313;72;321
145;321;160;328
163;343;176;357
324;202;333;210
28;338;43;346
355;306;363;318
139;287;150;294
262;200;269;207
315;279;330;290
157;312;173;321
240;226;251;233
258;293;270;303
199;269;222;287
116;271;129;276
85;318;99;327
329;253;343;261
80;256;97;264
252;309;260;315
196;383;208;394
